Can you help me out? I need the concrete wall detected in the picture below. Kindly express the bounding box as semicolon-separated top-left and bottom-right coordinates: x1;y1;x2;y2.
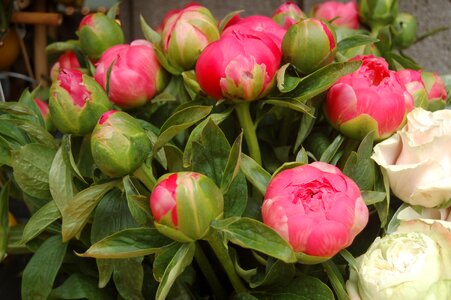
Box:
120;0;451;74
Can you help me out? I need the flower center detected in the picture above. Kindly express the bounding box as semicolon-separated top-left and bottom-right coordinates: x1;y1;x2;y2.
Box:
292;179;337;214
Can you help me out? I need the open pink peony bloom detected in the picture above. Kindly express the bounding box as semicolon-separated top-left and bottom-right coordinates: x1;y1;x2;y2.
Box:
272;2;305;29
325;55;407;140
222;15;286;50
314;1;359;29
196;30;281;101
94;39;168;109
262;162;368;258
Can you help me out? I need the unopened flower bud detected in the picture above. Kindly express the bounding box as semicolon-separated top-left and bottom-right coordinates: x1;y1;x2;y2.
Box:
91;110;150;178
392;13;417;49
272;2;305;29
358;0;399;28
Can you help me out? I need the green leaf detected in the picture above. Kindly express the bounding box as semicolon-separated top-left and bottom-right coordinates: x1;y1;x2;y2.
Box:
113;257;145;300
322;260;350;300
49;146;75;213
18;89;45;128
319;134;344;163
12;143;57;199
45;40;79;55
153;105;212;153
211;217;296;263
264;99;314;116
374;167;390;228
21;200;61;244
11;119;57;149
0;181;10;261
0;101;33;115
250;258;295;288
247;275;334;299
21;235;68;300
153;242;181;282
80;228;173;259
62;180;119;242
219;10;244;32
62;135;88;184
288;61;361;101
123;176;152;226
339;249;358;272
361;190;386;205
0;119;30;147
220;132;243;194
276;63;302;93
155;242;195;300
153;44;184;75
390;52;421;70
49;273;110;300
295;147;309;164
343;132;375;190
106;1;120;19
240;153;271;196
140;14;161;44
337;35;379;52
164;144;186;172
294;106;317;151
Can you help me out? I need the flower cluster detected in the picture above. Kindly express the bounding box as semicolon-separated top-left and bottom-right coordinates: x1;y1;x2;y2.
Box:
2;0;450;299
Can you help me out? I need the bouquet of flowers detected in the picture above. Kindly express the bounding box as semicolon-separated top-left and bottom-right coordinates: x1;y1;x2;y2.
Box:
1;0;450;299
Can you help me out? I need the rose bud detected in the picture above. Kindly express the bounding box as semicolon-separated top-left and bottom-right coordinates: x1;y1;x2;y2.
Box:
150;172;224;242
324;55;407;140
34;98;53;132
222;15;287;49
397;69;447;111
77;12;125;61
160;3;219;71
50;51;81;81
49;69;112;135
196;30;281;101
313;0;360;30
346;219;451;300
91;110;150;178
272;2;305;30
282;18;337;74
358;0;399;28
392;13;417;50
262;162;368;263
94;40;169;109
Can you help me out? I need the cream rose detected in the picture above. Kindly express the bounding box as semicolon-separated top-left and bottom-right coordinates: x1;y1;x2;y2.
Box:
372;107;451;208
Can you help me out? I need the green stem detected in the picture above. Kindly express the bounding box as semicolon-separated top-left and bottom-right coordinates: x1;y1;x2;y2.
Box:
133;163;156;191
205;231;247;294
194;243;227;300
235;102;262;165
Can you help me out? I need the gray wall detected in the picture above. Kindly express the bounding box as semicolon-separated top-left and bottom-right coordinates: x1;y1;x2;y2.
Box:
120;0;451;74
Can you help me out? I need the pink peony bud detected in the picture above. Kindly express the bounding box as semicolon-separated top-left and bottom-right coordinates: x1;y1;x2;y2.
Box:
196;30;281;101
262;162;368;261
272;2;305;30
397;69;447;111
324;55;407;140
150;172;224;242
313;0;359;30
50;51;82;82
34;98;53;131
94;39;169;109
222;15;286;50
160;3;219;71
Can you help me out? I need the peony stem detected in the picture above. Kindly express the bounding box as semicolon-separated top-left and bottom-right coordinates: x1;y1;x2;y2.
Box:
194;242;227;300
205;231;247;294
235;102;262;165
133;163;156;191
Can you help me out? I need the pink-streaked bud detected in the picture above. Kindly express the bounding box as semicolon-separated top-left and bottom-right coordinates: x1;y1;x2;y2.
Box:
77;12;125;60
222;15;286;50
49;69;112;135
91;110;150;177
94;39;169;109
282;18;337;74
160;3;219;71
150;172;224;242
262;162;368;262
196;31;281;101
324;55;407;140
50;51;82;82
313;0;359;29
34;98;53;131
272;2;306;30
397;69;447;111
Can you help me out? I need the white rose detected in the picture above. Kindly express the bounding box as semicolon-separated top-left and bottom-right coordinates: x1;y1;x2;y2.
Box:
346;219;451;300
372;107;451;208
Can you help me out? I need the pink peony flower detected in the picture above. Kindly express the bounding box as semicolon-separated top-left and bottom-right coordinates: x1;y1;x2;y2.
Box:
50;51;81;82
272;2;306;29
94;39;168;109
324;55;407;140
314;0;359;29
262;162;368;259
196;30;281;101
